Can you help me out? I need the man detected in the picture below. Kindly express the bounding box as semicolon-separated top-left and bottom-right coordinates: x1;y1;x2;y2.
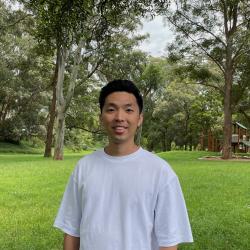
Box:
54;79;193;250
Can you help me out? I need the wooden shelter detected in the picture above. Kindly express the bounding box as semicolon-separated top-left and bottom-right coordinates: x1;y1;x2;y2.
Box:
199;122;250;153
232;122;250;153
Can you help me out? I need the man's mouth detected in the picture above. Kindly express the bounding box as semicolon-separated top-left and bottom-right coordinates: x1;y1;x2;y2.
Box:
113;126;127;134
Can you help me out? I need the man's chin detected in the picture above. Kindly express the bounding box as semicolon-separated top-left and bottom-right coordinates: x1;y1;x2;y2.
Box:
112;138;126;144
109;136;127;144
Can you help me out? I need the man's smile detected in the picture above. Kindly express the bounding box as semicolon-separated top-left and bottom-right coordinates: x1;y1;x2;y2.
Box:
112;126;128;134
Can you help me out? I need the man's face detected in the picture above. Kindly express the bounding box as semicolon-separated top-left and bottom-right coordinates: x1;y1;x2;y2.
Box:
100;91;143;146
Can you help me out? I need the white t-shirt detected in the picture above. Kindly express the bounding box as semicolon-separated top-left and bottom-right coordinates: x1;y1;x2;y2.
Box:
54;147;193;250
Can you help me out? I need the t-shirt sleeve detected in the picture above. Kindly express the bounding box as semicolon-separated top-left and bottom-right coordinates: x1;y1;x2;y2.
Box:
53;171;82;237
154;173;193;247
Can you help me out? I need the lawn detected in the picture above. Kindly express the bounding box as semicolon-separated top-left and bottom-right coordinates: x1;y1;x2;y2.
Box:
0;151;249;249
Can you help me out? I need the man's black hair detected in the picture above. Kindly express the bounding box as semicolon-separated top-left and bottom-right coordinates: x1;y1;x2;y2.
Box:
99;79;143;113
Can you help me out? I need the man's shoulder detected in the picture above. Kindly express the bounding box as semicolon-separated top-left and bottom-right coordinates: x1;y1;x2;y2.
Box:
140;148;169;166
71;149;104;181
78;149;103;163
77;149;103;165
140;148;177;179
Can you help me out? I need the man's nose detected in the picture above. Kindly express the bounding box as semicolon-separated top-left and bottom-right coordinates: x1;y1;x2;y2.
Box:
115;109;125;121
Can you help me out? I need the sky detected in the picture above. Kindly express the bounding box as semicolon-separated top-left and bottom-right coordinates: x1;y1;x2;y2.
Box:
137;16;174;57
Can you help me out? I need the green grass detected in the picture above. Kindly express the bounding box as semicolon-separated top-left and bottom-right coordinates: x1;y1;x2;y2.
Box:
159;151;250;250
0;141;43;154
0;151;249;249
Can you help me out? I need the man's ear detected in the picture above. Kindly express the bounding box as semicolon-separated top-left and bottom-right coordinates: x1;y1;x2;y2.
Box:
138;113;143;127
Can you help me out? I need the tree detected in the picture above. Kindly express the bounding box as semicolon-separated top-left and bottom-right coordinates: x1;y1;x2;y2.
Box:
0;2;52;143
137;59;166;146
162;0;250;158
51;12;147;160
21;0;167;159
135;58;223;152
233;49;250;127
97;35;149;83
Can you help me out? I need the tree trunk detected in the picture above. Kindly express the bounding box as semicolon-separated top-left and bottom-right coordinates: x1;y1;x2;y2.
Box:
222;70;233;159
222;29;233;159
54;110;65;160
162;131;167;152
184;105;189;151
166;139;171;151
53;40;84;160
44;52;59;157
53;45;67;160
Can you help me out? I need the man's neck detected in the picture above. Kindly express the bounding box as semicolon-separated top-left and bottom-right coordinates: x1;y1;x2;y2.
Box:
104;143;139;156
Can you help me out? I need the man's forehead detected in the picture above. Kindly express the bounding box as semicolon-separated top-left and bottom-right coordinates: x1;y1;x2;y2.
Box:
105;92;137;104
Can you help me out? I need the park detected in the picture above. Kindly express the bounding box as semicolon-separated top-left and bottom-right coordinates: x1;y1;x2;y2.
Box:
1;0;250;249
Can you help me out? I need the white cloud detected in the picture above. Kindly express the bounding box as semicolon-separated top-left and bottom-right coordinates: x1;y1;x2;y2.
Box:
137;16;174;57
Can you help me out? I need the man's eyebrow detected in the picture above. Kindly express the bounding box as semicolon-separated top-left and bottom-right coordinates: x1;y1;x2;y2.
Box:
105;103;134;106
105;103;117;106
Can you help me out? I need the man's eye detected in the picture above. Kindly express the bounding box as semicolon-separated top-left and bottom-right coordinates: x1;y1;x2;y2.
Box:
126;108;134;112
107;108;115;112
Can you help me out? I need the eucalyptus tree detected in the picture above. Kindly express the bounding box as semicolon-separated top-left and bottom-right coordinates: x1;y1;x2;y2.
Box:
0;1;52;143
19;1;99;157
20;0;169;159
64;77;102;150
161;0;250;158
49;1;167;160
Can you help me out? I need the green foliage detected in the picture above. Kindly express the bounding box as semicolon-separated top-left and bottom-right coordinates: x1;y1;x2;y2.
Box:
0;3;53;143
140;59;223;152
140;60;165;99
161;0;250;158
164;0;250;94
20;0;160;49
64;129;96;151
98;34;149;82
21;0;92;48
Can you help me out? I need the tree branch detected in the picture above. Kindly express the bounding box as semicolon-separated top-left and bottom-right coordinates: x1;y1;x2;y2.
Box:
238;109;250;124
232;36;250;65
178;11;226;47
65;39;85;111
75;58;104;90
0;14;33;30
221;0;229;36
66;114;102;134
167;17;225;74
188;80;224;95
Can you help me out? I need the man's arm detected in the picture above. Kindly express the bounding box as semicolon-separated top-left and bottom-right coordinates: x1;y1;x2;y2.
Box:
64;234;80;250
160;246;178;250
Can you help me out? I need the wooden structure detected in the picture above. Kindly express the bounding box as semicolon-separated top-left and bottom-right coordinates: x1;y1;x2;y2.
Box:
199;130;222;152
207;131;221;152
232;122;250;153
199;122;250;153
